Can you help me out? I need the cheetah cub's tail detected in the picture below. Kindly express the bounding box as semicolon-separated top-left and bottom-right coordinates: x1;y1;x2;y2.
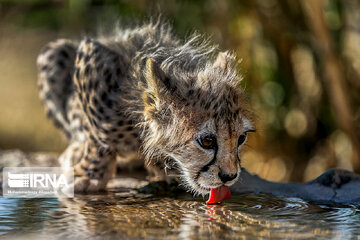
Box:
37;39;77;139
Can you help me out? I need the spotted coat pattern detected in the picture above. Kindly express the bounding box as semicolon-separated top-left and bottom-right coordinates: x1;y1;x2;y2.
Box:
37;21;253;193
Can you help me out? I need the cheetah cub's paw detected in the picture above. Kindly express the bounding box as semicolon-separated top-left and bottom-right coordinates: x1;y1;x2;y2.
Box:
71;156;117;193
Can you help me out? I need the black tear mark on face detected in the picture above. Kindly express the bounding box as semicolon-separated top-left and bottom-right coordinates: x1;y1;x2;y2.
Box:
195;145;218;181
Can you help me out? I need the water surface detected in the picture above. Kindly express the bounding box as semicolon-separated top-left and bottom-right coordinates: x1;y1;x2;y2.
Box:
0;192;359;239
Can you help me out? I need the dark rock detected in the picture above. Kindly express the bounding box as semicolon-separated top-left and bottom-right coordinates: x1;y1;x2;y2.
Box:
231;168;360;205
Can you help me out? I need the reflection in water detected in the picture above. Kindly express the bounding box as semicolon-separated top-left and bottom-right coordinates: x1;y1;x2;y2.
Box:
0;192;359;239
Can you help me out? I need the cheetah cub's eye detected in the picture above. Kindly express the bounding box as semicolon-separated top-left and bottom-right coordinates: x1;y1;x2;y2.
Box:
198;135;217;149
237;133;247;146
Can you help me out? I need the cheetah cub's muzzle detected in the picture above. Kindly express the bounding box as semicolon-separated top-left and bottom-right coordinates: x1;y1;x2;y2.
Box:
178;118;254;197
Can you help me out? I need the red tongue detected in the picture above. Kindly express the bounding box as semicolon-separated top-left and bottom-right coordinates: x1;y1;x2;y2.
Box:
206;185;231;204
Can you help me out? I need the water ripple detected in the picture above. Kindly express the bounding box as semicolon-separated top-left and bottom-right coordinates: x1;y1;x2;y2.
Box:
0;193;359;239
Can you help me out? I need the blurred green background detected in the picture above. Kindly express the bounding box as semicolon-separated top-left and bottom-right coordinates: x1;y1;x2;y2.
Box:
0;0;359;182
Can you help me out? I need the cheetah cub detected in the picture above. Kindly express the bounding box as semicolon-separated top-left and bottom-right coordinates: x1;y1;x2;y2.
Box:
37;21;254;195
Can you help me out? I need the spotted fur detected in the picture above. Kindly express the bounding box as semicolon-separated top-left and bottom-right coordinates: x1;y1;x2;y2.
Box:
37;21;254;194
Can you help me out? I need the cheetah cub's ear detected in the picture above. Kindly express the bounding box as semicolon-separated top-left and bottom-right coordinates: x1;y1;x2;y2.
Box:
214;51;229;71
143;58;177;121
213;51;243;87
144;58;168;98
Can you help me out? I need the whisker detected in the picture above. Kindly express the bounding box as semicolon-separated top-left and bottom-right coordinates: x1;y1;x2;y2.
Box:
167;174;182;177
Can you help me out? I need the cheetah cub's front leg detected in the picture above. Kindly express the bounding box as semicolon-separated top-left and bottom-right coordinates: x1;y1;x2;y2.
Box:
63;38;128;192
59;139;116;192
73;140;116;192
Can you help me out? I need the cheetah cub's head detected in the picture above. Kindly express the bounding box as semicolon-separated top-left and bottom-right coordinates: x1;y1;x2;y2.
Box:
142;52;254;195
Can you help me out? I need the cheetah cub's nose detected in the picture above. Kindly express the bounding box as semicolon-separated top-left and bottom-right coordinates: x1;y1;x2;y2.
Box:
218;172;237;183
